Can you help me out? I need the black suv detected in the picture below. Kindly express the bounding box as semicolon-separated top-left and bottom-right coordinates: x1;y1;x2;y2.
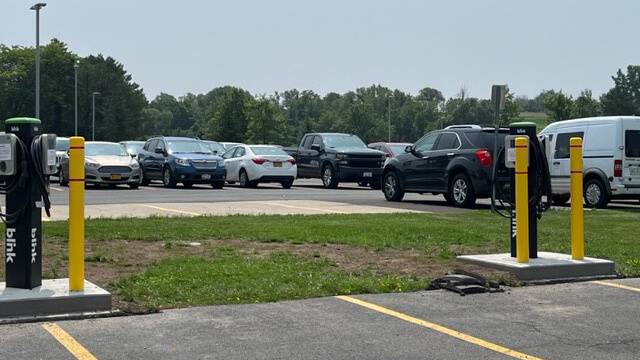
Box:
381;125;507;207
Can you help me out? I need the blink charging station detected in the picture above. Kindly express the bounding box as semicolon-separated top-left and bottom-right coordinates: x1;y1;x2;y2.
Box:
2;117;55;289
491;122;552;259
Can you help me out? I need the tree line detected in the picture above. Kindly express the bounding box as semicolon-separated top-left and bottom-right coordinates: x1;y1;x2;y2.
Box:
2;40;640;145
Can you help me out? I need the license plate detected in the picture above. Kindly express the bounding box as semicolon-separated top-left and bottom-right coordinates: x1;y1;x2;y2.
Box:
202;174;211;180
363;172;372;177
110;174;122;180
631;168;640;176
273;162;282;168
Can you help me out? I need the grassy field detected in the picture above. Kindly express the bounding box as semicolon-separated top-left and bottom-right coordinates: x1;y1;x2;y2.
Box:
11;208;638;310
518;112;549;131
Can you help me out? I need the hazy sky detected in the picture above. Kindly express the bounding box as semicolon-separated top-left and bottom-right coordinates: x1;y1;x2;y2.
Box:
2;0;640;101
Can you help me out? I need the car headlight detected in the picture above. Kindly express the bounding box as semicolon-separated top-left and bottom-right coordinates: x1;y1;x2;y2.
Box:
130;160;140;169
218;160;225;167
85;161;100;169
336;153;347;160
175;158;190;166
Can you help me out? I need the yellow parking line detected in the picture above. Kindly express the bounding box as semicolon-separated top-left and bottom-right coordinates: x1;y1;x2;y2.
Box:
335;296;542;360
137;204;201;216
253;201;348;214
42;323;97;360
593;280;640;293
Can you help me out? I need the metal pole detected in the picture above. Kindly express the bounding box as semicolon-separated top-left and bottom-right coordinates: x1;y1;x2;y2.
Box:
30;4;46;118
92;93;96;141
69;136;85;291
74;62;78;135
388;96;391;142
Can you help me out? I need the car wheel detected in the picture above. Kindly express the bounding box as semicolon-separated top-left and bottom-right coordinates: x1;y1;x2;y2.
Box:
281;179;293;189
239;169;255;188
129;183;139;189
551;195;570;206
59;167;69;187
322;164;339;189
450;173;476;208
211;180;224;189
584;178;609;208
369;181;381;190
163;167;177;188
383;172;404;201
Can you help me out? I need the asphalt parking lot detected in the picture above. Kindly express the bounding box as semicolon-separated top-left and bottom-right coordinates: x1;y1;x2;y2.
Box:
40;178;640;220
2;278;639;359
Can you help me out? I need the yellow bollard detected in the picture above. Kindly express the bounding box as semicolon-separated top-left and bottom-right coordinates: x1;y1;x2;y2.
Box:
515;137;529;263
69;137;85;291
570;137;584;260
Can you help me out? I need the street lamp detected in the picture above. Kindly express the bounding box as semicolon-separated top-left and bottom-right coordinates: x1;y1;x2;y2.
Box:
387;93;393;142
92;92;100;141
74;61;79;135
30;2;47;119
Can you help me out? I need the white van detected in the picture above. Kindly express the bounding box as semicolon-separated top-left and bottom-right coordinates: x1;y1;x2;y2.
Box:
538;116;640;208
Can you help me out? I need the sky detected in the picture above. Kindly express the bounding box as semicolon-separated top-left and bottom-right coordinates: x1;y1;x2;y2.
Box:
2;0;640;102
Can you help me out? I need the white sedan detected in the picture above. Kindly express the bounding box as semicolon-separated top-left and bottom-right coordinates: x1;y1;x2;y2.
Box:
223;145;297;188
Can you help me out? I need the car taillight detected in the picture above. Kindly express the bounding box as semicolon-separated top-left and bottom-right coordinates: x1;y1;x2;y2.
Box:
288;158;296;165
475;149;492;167
614;159;622;177
252;158;267;165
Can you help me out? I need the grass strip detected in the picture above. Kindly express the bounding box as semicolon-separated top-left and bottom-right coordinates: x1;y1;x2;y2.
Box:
114;248;426;308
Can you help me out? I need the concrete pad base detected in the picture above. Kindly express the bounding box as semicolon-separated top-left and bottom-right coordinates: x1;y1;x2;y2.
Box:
457;252;616;281
0;279;111;318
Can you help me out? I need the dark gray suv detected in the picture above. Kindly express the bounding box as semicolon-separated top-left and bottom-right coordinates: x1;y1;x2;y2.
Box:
381;125;508;207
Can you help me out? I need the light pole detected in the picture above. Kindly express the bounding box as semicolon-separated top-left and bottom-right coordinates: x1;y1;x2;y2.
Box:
387;94;393;142
74;61;79;135
92;92;100;141
30;3;46;119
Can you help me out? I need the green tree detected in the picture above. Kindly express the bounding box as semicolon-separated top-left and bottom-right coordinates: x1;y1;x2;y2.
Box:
572;89;600;118
543;91;573;122
245;96;285;144
600;65;640;116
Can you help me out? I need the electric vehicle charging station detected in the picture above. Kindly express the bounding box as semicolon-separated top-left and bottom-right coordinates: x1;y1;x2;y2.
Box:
3;117;55;289
457;86;616;281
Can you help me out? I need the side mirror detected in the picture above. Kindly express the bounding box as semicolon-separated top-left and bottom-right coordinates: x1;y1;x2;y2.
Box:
155;147;164;155
311;144;322;152
404;145;413;153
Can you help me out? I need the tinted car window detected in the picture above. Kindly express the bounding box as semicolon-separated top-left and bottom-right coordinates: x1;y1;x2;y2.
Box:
625;130;640;158
312;136;323;148
223;147;237;159
555;132;584;159
324;135;365;148
464;132;485;148
147;139;158;151
235;147;246;157
251;146;288;156
302;135;314;149
435;133;460;150
414;133;439;153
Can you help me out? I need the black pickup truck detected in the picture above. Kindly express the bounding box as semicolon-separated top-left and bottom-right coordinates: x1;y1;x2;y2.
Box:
283;133;386;189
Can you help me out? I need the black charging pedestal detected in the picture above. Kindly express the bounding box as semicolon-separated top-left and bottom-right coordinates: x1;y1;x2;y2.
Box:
4;117;43;289
509;122;539;259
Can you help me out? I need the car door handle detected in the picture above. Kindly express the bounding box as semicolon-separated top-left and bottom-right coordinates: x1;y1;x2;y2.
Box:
447;153;455;157
553;162;560;165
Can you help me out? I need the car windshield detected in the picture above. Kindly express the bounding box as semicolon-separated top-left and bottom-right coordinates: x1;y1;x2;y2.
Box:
86;143;129;156
167;140;212;154
205;141;226;154
389;144;409;155
324;135;366;149
56;138;69;151
250;146;288;156
123;142;144;154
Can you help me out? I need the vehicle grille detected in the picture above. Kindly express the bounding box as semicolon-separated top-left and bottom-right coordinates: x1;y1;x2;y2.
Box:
98;166;132;173
348;159;383;168
192;160;217;169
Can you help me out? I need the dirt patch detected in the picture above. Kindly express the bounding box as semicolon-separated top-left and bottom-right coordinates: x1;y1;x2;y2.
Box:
2;237;513;312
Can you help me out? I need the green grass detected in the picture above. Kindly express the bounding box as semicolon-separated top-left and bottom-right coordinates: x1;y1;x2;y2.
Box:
519;112;549;132
114;248;426;309
42;209;640;275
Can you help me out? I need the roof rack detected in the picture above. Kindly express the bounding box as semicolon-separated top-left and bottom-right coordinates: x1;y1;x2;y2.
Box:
444;125;482;130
